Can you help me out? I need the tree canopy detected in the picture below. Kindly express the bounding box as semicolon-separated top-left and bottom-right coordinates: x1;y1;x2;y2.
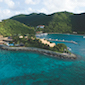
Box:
0;19;35;36
10;11;85;34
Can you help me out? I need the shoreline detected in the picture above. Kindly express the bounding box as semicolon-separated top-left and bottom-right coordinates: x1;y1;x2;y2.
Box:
48;33;85;36
0;45;77;59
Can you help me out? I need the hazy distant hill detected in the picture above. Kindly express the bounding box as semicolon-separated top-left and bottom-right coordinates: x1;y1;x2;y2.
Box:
10;11;85;34
0;19;34;36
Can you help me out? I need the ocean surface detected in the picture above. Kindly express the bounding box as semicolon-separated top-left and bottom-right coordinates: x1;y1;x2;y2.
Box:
0;34;85;85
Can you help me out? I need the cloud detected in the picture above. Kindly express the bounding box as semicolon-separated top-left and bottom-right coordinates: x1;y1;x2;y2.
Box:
16;1;20;5
28;7;33;11
77;0;85;6
0;9;12;19
0;0;3;2
0;9;11;15
24;7;35;14
4;0;15;9
43;0;85;14
0;0;85;20
0;8;23;20
25;0;40;5
15;11;21;15
37;8;48;13
25;0;35;4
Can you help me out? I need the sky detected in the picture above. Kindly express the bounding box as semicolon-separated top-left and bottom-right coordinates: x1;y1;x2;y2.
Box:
0;0;85;20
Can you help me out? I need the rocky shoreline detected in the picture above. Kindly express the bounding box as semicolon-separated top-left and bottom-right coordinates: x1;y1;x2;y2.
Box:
0;45;77;59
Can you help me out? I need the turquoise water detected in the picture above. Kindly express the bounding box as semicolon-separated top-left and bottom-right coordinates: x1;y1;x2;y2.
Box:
0;34;85;85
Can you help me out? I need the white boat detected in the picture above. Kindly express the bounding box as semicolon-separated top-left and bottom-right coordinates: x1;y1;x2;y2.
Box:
49;38;51;40
83;36;85;38
67;47;71;51
35;34;41;37
43;33;48;35
56;39;58;41
62;39;64;41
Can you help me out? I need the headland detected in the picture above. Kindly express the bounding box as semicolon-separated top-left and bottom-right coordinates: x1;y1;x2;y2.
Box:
0;45;77;59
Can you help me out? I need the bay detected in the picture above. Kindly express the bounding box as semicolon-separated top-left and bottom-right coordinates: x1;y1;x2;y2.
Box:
0;34;85;85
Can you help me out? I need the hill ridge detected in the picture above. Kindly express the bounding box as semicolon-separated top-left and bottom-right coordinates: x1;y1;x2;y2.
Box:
0;19;34;36
10;11;85;34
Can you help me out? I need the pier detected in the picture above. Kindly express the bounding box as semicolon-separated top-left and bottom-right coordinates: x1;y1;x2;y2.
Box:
47;38;78;44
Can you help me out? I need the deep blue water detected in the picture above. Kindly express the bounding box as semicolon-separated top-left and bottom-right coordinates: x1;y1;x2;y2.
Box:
0;34;85;85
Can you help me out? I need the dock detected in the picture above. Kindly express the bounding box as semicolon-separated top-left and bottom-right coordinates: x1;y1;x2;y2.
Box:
47;38;78;44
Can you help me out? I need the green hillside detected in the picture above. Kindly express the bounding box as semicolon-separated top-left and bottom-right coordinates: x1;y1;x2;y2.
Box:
10;13;52;26
10;11;85;34
0;19;35;36
71;13;85;34
44;12;73;33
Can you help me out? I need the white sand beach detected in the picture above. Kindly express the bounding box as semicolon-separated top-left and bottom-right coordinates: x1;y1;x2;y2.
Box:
39;39;56;47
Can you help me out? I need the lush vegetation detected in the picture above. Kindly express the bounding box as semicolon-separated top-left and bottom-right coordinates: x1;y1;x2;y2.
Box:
10;11;85;34
0;19;35;36
13;36;70;53
0;13;73;54
10;13;52;27
71;13;85;34
44;12;73;33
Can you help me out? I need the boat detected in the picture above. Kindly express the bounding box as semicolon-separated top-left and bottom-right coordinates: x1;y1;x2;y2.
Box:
49;38;51;40
83;36;85;38
42;33;48;36
35;34;41;37
67;47;71;51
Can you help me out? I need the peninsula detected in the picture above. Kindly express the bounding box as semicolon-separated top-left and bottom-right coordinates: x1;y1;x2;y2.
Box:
0;35;77;59
0;45;76;59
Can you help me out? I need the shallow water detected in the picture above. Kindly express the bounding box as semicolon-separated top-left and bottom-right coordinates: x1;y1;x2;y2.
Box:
0;34;85;85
